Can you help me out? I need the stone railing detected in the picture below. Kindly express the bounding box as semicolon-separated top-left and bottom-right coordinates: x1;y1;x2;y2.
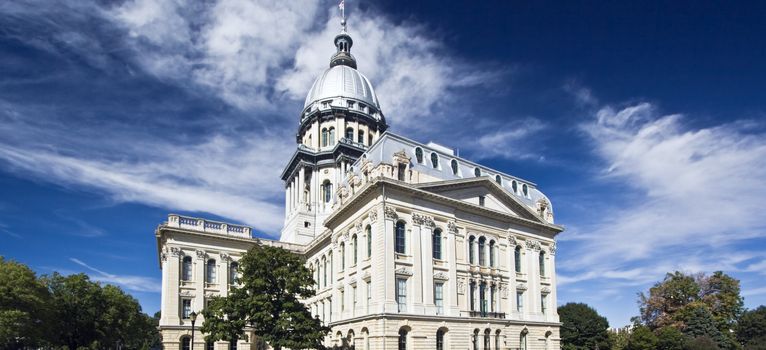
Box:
166;214;251;238
469;311;506;319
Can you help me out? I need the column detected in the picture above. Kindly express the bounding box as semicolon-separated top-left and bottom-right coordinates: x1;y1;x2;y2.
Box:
447;226;459;316
382;208;398;313
411;224;424;313
284;183;290;217
163;251;181;325
421;225;434;313
194;251;205;314
298;166;306;209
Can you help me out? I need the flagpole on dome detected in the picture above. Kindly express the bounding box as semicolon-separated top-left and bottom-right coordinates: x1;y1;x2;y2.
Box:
339;0;347;32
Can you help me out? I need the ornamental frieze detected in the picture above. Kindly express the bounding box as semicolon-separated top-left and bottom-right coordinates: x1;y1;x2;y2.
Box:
541;286;551;294
447;220;458;234
412;213;435;227
394;267;413;276
516;283;528;291
354;222;363;233
195;249;206;259
508;235;518;247
525;239;541;251
384;206;398;220
549;242;557;255
457;280;466;294
368;209;378;222
433;272;449;281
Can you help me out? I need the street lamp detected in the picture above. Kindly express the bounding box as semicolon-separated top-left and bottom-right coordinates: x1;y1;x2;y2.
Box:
190;311;198;350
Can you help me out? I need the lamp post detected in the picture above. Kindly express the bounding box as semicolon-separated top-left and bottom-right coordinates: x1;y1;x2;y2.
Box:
190;311;198;350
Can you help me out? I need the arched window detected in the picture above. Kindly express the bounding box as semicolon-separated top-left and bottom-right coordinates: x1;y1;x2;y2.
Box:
484;329;490;350
495;175;502;184
520;331;527;350
313;262;319;288
468;236;476;265
451;159;459;175
478;237;486;266
358;130;365;144
522;183;529;197
181;337;191;350
415;147;423;163
323;181;333;203
206;340;214;350
472;329;480;350
206;259;216;284
329;127;336;145
395;221;406;254
366;225;372;258
431;153;439;168
474;167;481;177
397;164;406;181
489;240;496;267
368;134;373;145
495;330;502;350
398;328;408;350
432;229;442;260
345;127;354;140
321;128;328;147
182;256;192;281
480;282;487;315
436;329;445;350
328;252;333;279
514;246;522;273
539;251;546;277
512;180;518;194
230;339;237;350
469;281;476;311
340;242;345;270
322;256;328;287
229;261;238;284
352;234;358;265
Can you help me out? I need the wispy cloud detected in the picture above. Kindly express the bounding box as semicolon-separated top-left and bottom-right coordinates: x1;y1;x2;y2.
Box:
70;257;160;293
558;101;766;292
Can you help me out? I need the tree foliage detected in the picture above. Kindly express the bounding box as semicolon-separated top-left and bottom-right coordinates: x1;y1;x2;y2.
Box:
558;302;611;350
201;244;329;350
0;257;51;349
656;326;686;350
626;325;658;350
737;306;766;349
0;257;159;350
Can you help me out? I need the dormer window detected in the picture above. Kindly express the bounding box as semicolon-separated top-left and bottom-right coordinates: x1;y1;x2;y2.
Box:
415;147;423;164
347;101;355;108
451;159;459;175
430;153;439;169
495;175;502;185
522;184;529;197
512;180;518;194
474;167;481;177
359;104;366;113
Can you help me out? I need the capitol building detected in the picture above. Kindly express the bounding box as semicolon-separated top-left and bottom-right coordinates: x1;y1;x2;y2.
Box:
155;13;563;350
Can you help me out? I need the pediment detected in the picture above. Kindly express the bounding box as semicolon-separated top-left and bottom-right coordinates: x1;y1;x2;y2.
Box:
415;178;544;223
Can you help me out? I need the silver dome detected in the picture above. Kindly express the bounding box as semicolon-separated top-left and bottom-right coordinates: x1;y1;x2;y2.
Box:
303;65;380;110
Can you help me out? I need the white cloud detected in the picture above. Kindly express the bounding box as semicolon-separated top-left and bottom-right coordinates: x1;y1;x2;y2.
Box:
70;257;161;293
469;118;548;160
561;102;766;283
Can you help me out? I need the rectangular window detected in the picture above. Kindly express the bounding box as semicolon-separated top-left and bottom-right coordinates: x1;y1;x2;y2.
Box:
434;282;444;315
328;299;332;322
353;286;358;316
341;290;345;311
541;294;547;314
480;283;487;315
366;281;372;313
396;278;407;312
490;285;496;312
182;299;191;319
516;292;524;313
469;283;475;311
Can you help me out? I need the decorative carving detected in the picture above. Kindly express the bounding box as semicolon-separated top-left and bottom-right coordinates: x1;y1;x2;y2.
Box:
362;271;371;281
549;242;557;255
195;250;206;259
394;267;413;276
219;253;231;262
354;222;363;233
179;290;193;297
457;280;466;294
168;247;182;257
501;284;509;298
384;206;398;220
541;286;551;294
369;209;378;222
412;213;435;227
433;272;449;281
508;235;518;247
160;252;167;262
447;220;458;234
525;239;541;251
392;149;411;165
516;283;528;291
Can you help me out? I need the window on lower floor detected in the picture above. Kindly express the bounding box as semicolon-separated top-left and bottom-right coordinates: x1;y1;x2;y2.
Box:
396;278;407;312
398;328;408;350
434;282;444;315
181;298;191;319
541;293;548;314
181;337;191;350
206;341;214;350
484;329;490;350
436;329;445;350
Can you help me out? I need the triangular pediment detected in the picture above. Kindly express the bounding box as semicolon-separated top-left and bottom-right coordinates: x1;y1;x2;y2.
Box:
414;177;545;223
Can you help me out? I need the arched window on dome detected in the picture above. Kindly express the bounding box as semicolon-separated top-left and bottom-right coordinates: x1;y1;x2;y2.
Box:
321;128;329;147
451;159;459;175
345;127;353;141
358;130;365;144
322;180;333;203
329;127;336;145
415;147;423;164
431;153;439;168
495;175;502;185
474;167;481;177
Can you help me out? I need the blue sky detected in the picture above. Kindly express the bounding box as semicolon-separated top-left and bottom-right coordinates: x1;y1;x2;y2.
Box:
1;0;765;327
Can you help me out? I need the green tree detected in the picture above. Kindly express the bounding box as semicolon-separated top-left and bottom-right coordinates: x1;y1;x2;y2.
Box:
678;303;736;350
626;324;658;350
685;335;720;350
737;306;766;349
609;329;630;350
558;303;611;350
201;244;329;350
0;257;51;349
656;326;687;350
639;272;700;329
